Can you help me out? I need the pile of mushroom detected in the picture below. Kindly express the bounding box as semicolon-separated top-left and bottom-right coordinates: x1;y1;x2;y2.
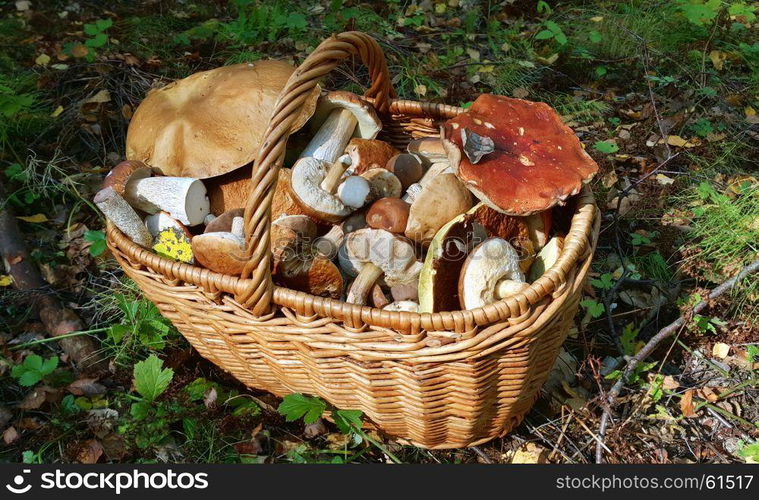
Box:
102;61;597;312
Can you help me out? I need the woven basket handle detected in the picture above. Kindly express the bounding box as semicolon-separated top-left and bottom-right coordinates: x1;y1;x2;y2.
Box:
238;32;396;314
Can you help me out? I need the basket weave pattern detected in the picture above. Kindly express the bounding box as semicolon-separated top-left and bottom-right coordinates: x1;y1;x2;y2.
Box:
107;32;599;449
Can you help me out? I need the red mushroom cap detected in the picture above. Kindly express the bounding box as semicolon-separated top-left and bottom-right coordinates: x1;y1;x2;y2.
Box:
442;94;598;215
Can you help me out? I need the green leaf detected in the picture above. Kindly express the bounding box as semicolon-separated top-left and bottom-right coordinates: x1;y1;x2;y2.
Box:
86;33;108;48
595;66;607;77
83;23;100;36
590;273;614;290
133;354;173;401
738;441;759;462
130;401;151;420
620;323;639;356
535;29;555;40
278;393;326;424
594;140;619;154
95;18;113;31
580;299;605;318
589;30;602;43
18;370;42;387
285;12;307;30
332;409;363;434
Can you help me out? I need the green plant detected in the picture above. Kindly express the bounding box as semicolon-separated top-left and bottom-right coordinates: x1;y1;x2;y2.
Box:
535;20;567;46
11;354;58;386
580;299;605;318
737;440;759;462
64;19;113;61
693;314;727;333
105;295;176;357
124;355;174;449
278;394;401;463
591;273;615;290
84;230;107;257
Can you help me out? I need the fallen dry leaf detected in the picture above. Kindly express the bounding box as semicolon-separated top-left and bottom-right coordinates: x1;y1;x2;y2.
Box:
67;378;106;397
680;389;696;418
0;275;12;286
16;213;48;223
76;439;104;464
709;50;727;71
2;426;19;445
662;135;699;148
511;442;549;464
712;342;730;359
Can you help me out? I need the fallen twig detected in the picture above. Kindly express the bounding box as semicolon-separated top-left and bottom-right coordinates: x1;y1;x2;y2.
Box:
0;181;105;371
595;258;759;463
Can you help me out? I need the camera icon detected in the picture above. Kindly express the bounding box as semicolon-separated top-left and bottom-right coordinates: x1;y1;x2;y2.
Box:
5;469;32;494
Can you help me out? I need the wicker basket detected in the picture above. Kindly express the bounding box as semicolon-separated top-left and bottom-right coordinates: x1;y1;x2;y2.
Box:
107;32;599;449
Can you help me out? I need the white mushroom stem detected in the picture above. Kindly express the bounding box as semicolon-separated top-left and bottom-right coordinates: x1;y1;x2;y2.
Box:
300;109;357;162
94;187;152;248
123;176;210;226
315;225;344;258
346;263;384;305
320;154;353;193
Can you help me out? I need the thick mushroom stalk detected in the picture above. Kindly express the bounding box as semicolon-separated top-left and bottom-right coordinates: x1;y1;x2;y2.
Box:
300;91;381;163
123;176;210;226
94;187;152;248
339;228;421;306
458;238;526;310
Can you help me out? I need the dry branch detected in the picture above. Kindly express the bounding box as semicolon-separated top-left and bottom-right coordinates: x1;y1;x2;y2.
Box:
0;181;104;371
596;258;759;463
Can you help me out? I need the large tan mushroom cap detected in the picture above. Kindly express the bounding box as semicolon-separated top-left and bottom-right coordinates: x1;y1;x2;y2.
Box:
443;94;598;215
126;60;318;179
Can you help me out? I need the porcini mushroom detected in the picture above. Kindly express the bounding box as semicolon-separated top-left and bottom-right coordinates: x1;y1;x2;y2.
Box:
204;208;244;234
361;168;402;202
94;187;152;248
386;154;423;190
338;228;421;305
270;216;343;299
126;61;318;179
300;91;381;163
145;211;192;238
192;232;247;275
122;176;210;226
442;94;598;215
404;173;472;245
407;137;448;167
458;238;527;310
528;235;565;282
345;138;399;175
366;198;410;234
289;157;365;223
102;160;152;194
418;211;487;313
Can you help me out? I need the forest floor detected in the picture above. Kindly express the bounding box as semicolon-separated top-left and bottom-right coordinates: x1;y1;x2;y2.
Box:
0;0;757;464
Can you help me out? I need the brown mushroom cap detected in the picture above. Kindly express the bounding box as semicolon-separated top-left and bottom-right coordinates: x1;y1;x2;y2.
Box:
205;208;244;233
366;198;410;234
404;173;472;246
102;160;152;194
442;94;598;215
345;138;399;175
192;232;247;275
126;61;319;179
274;256;344;299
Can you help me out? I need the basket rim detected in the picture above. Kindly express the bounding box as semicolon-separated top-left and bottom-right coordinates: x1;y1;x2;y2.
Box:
107;97;598;332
